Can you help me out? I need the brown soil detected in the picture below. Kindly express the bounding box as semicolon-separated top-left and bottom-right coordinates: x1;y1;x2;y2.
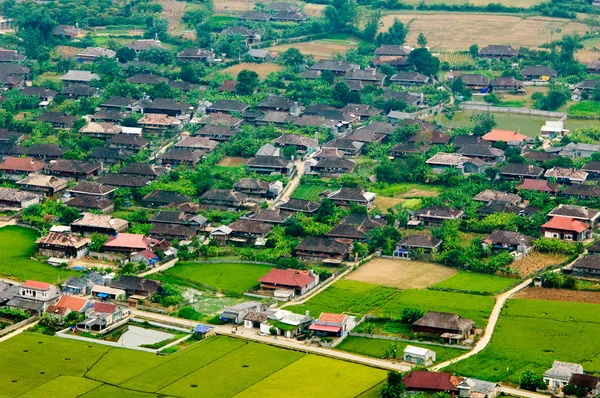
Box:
512;252;568;276
221;63;284;79
217;156;248;167
346;258;458;289
514;287;600;304
57;46;81;58
156;0;186;34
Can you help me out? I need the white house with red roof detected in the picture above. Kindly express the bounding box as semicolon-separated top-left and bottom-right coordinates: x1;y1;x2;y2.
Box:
308;312;356;337
77;301;128;331
482;129;528;145
257;268;319;297
6;280;60;312
46;295;90;321
102;233;157;254
541;216;591;241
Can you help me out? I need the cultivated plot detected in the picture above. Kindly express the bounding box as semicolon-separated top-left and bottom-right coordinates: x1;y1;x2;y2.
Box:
432;272;517;294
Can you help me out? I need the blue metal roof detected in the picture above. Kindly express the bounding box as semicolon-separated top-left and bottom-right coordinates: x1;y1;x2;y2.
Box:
194;324;213;334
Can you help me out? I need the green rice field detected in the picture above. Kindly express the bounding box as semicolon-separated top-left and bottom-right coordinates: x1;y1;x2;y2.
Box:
444;299;600;384
431;272;517;295
0;225;78;283
291;183;330;202
0;333;386;397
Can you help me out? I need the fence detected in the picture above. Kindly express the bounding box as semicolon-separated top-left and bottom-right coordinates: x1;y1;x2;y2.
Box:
459;103;567;119
0;316;38;338
347;333;472;350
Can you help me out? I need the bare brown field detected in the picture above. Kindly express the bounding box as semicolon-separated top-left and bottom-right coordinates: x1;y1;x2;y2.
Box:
268;38;359;59
576;49;600;63
374;196;406;210
218;156;248;167
157;0;186;34
221;62;284;78
346;258;458;289
512;252;568;276
303;3;325;17
213;0;319;13
514;287;600;304
380;14;588;51
57;46;80;58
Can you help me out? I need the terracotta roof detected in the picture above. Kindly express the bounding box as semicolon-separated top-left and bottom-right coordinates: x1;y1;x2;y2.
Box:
516;179;560;193
23;280;52;290
56;296;88;312
318;313;346;323
259;269;315;288
542;216;589;233
482;129;527;142
0;157;45;172
91;301;116;313
103;233;150;250
403;371;458;391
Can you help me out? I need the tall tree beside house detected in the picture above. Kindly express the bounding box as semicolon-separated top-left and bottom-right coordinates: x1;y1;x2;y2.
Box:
376;19;408;45
408;48;439;76
520;370;547;391
116;47;136;63
381;371;406;398
362;12;380;42
469;44;479;58
417;32;428;48
145;16;168;40
236;70;260;95
332;82;360;105
470;113;497;136
89;233;109;252
281;48;305;71
320;70;335;85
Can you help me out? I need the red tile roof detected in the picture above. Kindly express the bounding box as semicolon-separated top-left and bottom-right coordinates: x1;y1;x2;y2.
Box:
0;157;45;172
138;249;158;260
56;296;88;312
258;269;315;288
22;280;52;290
403;371;457;391
308;324;342;333
482;129;527;142
542;216;590;233
516;178;559;193
103;233;150;250
318;313;346;323
91;301;116;313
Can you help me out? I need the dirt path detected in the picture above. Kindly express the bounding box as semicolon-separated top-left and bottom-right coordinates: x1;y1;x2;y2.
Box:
138;258;179;277
156;0;186;34
514;287;600;304
273;160;305;207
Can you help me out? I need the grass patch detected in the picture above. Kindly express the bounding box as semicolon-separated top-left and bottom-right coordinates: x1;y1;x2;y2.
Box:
287;280;494;328
569;101;600;119
236;355;386;398
0;226;79;283
370;182;442;198
159;342;303;397
291;183;331;201
432;272;517;294
80;385;156;398
155;261;273;296
337;336;466;363
19;376;101;398
444;299;600;384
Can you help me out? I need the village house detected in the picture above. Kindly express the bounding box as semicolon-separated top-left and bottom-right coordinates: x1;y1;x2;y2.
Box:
260;309;312;337
542;216;591;241
221;301;263;324
97;174;149;189
449;73;490;92
499;163;544;180
77;302;127;332
159;149;203;166
375;45;412;57
271;10;308;22
176;48;215;62
344;68;386;87
403;346;437;366
138;113;180;132
101;233;159;256
473;190;521;205
561;184;600;200
61;84;98;99
389;71;429;86
65;196;115;214
403;371;458;394
194;125;238;141
7;280;60;313
457;144;504;163
36;232;90;259
490;76;525;92
572;255;600;278
411;206;464;227
76;47;116;63
24;144;65;161
38;112;78;129
521;65;558;81
150;222;197;241
120;163;166;179
0;49;26;64
79;122;122;140
143;190;190;207
200;188;247;208
327;187;376;209
322;138;364;156
110;276;162;299
308;312;355;337
0;187;39;210
394;235;442;259
91;285;125;301
277;198;320;214
108;134;149;151
568;374;600;396
294;237;351;262
273;134;318;154
17;174;67;197
53;24;82;39
233;178;270;199
413;311;474;342
60;70;100;86
71;213;129;236
426;152;468;174
126;38;164;53
482;230;534;255
544;361;584;391
99;96;141;112
46;159;101;181
207;99;250;114
143;98;193;117
90;109;126;123
46;296;90;322
258;268;319;297
221;26;261;45
482;129;527;145
326;214;385;242
174;136;219;152
0;128;23;143
516;179;560;195
479;44;518;59
311;158;355;177
227;219;273;245
127;73;168;85
241;208;292;224
246;156;296;177
548;204;599;227
67;181;116;198
551;142;600;158
309;60;355;76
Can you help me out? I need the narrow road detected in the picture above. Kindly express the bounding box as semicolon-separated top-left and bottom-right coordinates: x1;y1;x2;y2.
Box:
274;160;305;206
0;320;39;344
131;309;413;372
138;257;179;277
500;386;548;398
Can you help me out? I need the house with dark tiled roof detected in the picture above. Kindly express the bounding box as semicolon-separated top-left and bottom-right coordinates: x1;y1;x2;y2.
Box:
327;188;376;209
143;190;190;207
572;255;600;278
479;44;518;59
200;188;247;208
0;187;40;210
194;124;238;141
108;134;149;151
544;167;588;184
394;235;442;259
99;96;140;112
76;47;116;63
390;72;429;86
89;147;134;165
38;112;77;129
150;222;198;241
449;73;490;91
159;148;203;166
483;230;534;254
0;49;26;64
143;98;193;117
17;174;67;197
227;219;273;245
36;231;90;258
344;69;386;87
273;134;318;154
60;70;100;85
561;185;600;200
126;39;164;53
271;10;308;22
221;26;261;45
473;190;521;205
499;163;544;180
207;99;250;114
411;206;464;227
127;74;168;85
521;65;557;80
46;159;101;181
309;60;355;76
322;138;363;157
174;136;219;152
65;196;114;214
490;76;524;92
68;181;116;198
53;25;82;39
111;276;162;298
241;208;292;224
233;178;270;198
97;174;149;188
177;48;215;62
295;237;351;261
326;214;385;242
412;311;473;339
247;156;296;176
256;96;300;112
61;84;99;98
311;157;355;176
277;198;320;214
457;144;504;162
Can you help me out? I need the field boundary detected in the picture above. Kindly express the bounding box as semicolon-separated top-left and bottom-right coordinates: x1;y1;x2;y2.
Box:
347;332;472;350
0;315;37;338
459;103;567;119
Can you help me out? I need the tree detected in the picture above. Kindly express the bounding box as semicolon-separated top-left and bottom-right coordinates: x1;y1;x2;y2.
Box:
381;371;406;398
417;33;427;48
236;70;259;95
376;19;407;45
89;233;109;252
471;113;497;136
145;16;168;41
316;198;336;223
320;70;335;85
116;47;136;63
324;0;359;34
400;307;425;324
352;241;369;259
59;207;81;225
281;48;305;71
520;370;546;391
332;82;359;104
408;48;439;76
469;44;479;58
362;13;380;42
138;48;175;65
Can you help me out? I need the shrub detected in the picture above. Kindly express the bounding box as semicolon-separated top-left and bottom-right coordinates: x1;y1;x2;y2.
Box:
520;369;546;391
400;307;425;324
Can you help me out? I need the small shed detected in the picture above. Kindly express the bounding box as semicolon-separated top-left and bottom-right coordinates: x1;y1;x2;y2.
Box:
403;345;436;366
194;324;215;338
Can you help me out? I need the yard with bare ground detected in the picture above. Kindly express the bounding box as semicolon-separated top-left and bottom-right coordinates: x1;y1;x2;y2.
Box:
268;37;360;60
57;46;80;58
511;252;568;276
346;258;458;289
221;63;284;79
380;13;587;52
157;0;186;34
514;288;600;304
217;156;248;167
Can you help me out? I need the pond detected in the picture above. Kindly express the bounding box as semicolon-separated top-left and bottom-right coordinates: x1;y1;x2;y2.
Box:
438;111;600;137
